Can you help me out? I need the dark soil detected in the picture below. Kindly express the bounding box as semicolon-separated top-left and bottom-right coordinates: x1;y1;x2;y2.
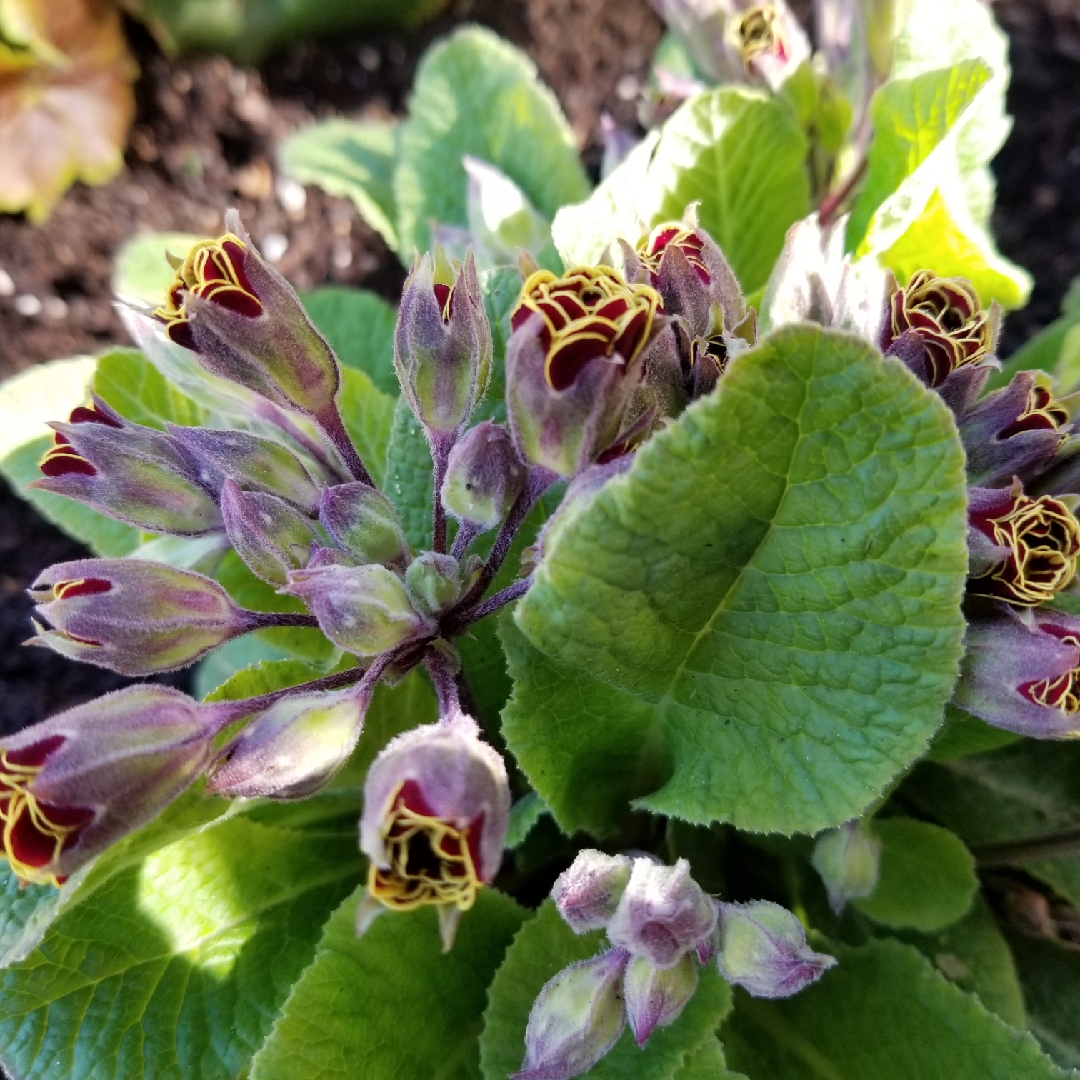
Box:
0;0;1077;733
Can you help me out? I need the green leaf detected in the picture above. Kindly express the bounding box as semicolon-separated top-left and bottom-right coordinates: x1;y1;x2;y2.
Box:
722;937;1069;1080
846;60;991;252
505;792;548;850
0;817;360;1080
926;704;1021;762
203;657;337;702
393;26;590;257
278;118;399;249
675;1039;748;1080
0;357;140;556
648;87;811;293
855;818;977;932
111;231;200;307
1007;930;1080;1070
383;394;434;551
479;901;733;1080
301;286;400;398
338;366;396;488
510;326;968;834
898;895;1026;1029
93;346;209;428
250;885;526;1080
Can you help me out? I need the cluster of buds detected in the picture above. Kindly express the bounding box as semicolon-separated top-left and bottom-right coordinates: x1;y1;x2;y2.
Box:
516;850;833;1079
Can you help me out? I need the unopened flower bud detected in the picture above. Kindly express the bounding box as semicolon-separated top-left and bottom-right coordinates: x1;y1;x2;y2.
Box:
33;398;221;535
404;552;479;619
318;483;409;566
623;952;698;1047
967;484;1080;606
394;248;492;433
208;689;364;799
514;948;630;1080
441;421;526;530
714;900;836;998
286;561;434;657
552;849;633;934
811;820;881;913
954;605;1080;738
358;711;510;950
0;685;216;886
29;558;252;676
153;213;341;420
221;479;321;586
607;857;717;969
167;425;324;513
881;270;999;389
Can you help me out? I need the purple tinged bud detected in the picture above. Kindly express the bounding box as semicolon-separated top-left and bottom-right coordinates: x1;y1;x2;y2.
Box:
286;561;434;656
29;558;252;676
33;397;221;536
953;604;1080;738
552;849;633;934
607;858;718;969
167;425;324;513
318;483;409;565
221;479;321;586
207;689;364;799
0;685;216;886
623;952;698;1047
513;948;630;1080
404;552;479;619
441;421;527;530
715;900;836;998
393;248;492;433
811;820;881;914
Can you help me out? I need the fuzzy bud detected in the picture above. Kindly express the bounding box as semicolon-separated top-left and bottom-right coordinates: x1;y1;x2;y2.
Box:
393;248;492;433
606;857;718;969
441;421;526;530
29;558;252;676
404;552;479;619
623;952;698;1047
552;849;633;934
714;900;836;998
286;560;434;657
319;483;409;565
513;948;630;1080
221;479;321;586
811;820;881;913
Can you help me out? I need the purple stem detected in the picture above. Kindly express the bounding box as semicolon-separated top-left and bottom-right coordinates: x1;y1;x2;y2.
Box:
450;519;483;560
425;648;462;716
205;665;367;730
315;405;376;488
429;429;455;555
444;577;532;634
241;610;320;631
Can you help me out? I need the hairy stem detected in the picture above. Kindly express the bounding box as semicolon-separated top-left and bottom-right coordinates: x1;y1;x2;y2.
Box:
425;648;462;716
241;610;320;631
819;156;868;228
206;665;367;730
429;430;455;555
315;405;375;488
451;519;483;560
444;577;532;635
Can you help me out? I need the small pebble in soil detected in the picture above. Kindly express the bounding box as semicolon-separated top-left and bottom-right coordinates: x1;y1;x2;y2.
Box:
0;269;13;298
262;232;289;262
14;295;42;318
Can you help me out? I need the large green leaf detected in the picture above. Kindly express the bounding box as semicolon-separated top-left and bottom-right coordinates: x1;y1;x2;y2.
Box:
383;395;434;551
0;816;360;1080
722;937;1069;1080
846;60;991;252
479;901;733;1080
338;366;396;488
250;885;525;1080
111;231;201;308
278;119;400;249
675;1039;747;1080
93;346;208;429
0;356;140;556
510;326;968;834
301;286;400;398
393;26;590;257
648;87;810;293
1007;931;1080;1070
855;818;977;932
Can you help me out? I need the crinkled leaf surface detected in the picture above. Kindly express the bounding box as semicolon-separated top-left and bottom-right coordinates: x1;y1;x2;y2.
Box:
0;816;360;1080
722;937;1070;1080
383;394;434;551
1007;931;1080;1070
393;26;589;257
479;901;733;1080
301;286;400;397
0;0;136;221
510;326;968;834
855;818;977;932
250;885;525;1080
278;118;399;248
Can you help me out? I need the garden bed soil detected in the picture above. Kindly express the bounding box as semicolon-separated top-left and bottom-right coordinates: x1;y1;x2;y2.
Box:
1;0;1079;733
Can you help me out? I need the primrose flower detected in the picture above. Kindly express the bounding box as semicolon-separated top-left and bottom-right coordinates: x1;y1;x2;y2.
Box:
881;270;999;389
357;711;510;950
954;605;1080;738
0;686;216;887
29;558;254;675
33;397;221;535
967;484;1080;606
152;213;342;423
724;1;810;88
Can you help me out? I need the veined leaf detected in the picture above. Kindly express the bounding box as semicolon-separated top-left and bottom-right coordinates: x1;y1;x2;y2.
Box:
93;346;208;429
383;395;434;551
509;326;968;834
